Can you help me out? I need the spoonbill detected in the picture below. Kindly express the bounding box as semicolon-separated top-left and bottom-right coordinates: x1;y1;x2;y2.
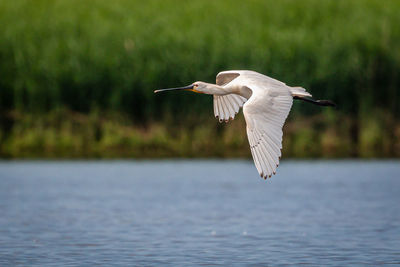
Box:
155;70;335;179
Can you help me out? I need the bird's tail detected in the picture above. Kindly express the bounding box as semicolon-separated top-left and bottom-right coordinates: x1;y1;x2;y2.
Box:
290;86;312;98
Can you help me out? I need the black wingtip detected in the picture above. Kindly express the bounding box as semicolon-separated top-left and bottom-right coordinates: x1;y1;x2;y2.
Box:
319;100;337;108
294;96;337;108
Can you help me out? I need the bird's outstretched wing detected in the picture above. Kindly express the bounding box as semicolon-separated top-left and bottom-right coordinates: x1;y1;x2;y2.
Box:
214;71;247;122
243;86;293;179
213;94;247;122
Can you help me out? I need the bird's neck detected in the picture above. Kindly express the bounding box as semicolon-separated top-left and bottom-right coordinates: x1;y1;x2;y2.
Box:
204;83;233;95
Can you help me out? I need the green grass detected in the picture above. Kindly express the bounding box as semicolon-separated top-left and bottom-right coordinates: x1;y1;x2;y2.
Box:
1;109;399;158
0;0;399;158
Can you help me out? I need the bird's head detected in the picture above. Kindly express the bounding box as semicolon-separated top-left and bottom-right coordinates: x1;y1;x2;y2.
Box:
154;81;210;94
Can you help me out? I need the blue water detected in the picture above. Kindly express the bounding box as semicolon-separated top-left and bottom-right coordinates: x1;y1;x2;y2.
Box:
0;160;399;266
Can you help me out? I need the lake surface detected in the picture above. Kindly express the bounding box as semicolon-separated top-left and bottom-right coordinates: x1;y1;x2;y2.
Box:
0;160;399;266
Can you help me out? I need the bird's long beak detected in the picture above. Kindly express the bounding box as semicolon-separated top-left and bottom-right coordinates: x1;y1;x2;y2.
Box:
154;84;194;93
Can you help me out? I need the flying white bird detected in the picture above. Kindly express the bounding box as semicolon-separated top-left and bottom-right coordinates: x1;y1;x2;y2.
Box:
155;70;335;179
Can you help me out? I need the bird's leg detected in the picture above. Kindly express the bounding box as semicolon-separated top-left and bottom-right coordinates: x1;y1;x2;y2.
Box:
293;96;336;107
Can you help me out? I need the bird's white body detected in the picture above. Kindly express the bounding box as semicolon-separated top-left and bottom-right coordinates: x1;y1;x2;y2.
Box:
156;70;333;179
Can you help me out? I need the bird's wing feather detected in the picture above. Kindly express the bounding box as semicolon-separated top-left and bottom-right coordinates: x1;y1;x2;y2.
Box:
213;94;247;122
243;85;293;179
216;71;241;86
218;70;286;87
214;71;247;121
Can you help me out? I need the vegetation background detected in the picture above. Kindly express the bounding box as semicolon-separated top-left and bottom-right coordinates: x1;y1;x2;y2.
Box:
0;0;399;158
